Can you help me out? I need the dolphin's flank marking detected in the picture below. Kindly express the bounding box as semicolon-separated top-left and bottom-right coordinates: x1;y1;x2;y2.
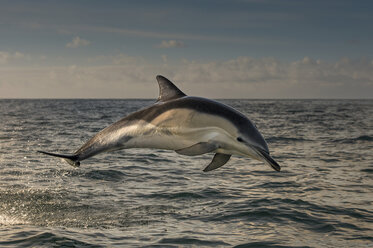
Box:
38;75;281;172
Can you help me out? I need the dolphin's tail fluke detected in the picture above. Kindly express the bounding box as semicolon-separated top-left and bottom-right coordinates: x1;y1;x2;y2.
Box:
38;151;80;167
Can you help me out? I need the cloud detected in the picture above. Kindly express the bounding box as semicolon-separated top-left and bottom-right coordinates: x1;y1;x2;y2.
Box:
0;51;25;64
157;40;185;48
1;55;372;98
66;36;91;48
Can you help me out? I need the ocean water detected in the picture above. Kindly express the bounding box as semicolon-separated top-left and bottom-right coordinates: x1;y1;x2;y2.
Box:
0;99;372;248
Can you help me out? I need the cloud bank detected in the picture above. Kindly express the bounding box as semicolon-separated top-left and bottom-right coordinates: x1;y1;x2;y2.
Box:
0;55;372;98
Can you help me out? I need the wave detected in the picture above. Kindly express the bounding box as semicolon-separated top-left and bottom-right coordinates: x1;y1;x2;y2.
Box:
361;168;373;173
356;135;373;141
266;137;310;143
142;187;233;200
199;198;373;234
234;241;311;248
334;135;373;144
144;191;205;199
0;232;102;247
83;169;126;182
158;237;229;246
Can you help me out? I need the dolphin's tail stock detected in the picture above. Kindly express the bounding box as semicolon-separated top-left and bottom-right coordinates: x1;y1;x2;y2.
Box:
37;151;80;167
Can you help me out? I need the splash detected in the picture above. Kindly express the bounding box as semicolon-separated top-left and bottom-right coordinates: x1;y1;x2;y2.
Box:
0;214;27;226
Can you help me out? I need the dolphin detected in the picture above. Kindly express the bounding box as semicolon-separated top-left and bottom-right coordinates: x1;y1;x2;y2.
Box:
38;75;281;172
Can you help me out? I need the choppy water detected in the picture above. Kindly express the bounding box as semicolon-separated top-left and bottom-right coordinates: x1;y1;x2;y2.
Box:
0;99;372;247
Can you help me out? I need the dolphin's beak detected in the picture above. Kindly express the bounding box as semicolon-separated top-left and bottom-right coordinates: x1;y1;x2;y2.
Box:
252;146;281;172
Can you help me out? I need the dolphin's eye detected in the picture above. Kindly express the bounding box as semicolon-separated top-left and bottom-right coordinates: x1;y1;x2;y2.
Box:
237;137;244;142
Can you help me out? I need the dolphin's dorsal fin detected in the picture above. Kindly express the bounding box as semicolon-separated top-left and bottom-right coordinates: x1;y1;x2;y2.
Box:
156;75;186;102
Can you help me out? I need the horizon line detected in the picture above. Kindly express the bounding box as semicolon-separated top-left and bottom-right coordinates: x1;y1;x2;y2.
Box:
1;98;372;100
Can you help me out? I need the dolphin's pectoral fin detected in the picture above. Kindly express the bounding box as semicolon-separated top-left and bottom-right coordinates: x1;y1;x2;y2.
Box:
203;153;231;172
175;142;218;156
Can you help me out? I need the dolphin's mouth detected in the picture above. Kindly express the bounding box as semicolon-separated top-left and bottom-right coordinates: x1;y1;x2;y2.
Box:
252;146;281;172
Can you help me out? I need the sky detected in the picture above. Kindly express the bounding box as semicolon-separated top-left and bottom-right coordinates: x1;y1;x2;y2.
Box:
0;0;372;98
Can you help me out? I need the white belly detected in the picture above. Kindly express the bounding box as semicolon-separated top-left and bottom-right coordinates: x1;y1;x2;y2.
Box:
117;123;231;152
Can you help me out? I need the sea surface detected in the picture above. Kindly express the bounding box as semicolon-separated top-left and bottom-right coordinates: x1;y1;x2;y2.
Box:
0;99;372;247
